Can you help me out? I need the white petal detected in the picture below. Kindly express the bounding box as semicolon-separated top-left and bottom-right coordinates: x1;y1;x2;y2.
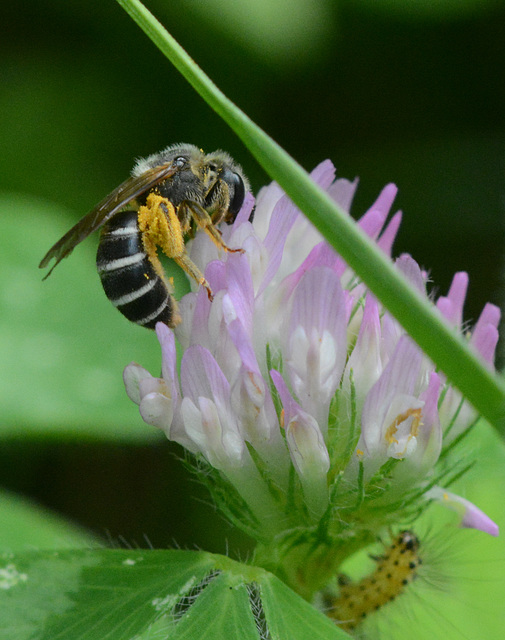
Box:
286;413;330;476
139;392;174;432
123;363;153;405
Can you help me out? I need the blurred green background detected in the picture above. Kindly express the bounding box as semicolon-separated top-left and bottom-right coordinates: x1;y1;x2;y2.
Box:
1;0;505;558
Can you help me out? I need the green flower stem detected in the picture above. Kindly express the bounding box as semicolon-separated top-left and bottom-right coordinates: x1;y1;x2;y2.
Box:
116;0;505;434
254;532;373;600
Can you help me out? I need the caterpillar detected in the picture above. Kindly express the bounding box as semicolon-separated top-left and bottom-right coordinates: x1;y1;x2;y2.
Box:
327;530;422;632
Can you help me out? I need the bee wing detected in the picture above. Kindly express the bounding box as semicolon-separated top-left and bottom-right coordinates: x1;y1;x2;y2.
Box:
39;163;177;278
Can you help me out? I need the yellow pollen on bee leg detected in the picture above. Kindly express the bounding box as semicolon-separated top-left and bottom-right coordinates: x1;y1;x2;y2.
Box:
138;193;187;281
138;194;185;257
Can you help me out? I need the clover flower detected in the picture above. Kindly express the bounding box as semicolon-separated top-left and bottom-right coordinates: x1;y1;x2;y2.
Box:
124;159;499;602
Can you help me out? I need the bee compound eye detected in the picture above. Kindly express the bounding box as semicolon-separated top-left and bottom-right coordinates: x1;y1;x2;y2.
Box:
227;171;246;217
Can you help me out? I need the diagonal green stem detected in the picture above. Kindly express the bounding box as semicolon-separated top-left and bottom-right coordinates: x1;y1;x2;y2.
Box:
116;0;505;434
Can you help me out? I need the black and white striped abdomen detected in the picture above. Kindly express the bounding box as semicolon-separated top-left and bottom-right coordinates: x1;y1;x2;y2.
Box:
96;210;175;329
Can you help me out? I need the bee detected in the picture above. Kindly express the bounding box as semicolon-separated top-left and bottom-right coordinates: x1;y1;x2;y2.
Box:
39;143;249;329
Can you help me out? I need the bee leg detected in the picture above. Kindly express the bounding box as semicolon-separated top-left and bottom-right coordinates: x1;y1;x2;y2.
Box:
206;180;230;225
174;253;214;302
178;201;244;254
138;193;213;300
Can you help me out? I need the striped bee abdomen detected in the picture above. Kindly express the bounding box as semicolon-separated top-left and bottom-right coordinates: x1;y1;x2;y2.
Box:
96;210;176;329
